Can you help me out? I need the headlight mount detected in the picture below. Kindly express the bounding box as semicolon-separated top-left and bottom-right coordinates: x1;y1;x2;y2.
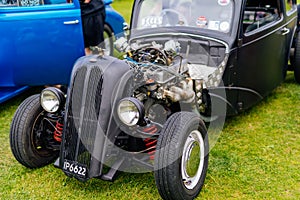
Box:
117;97;145;126
40;87;65;113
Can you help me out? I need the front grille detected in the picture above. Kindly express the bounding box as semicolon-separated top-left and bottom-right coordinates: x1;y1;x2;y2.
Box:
61;64;103;180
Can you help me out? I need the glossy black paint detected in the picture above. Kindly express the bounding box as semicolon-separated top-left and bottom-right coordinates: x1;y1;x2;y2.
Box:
129;0;297;114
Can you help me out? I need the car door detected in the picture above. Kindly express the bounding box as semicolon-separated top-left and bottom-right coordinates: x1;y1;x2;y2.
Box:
0;0;84;86
236;0;289;110
284;0;297;60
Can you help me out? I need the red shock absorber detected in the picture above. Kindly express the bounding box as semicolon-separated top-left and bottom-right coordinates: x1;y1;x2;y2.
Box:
143;125;158;160
53;120;63;142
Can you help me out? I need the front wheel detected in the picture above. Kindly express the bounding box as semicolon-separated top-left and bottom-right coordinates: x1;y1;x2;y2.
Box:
10;94;59;168
154;112;209;200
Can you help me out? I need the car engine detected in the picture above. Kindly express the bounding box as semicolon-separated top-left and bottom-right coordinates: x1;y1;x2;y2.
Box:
115;38;227;117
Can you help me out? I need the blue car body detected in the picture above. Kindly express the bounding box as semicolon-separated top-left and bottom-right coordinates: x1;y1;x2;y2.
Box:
0;0;124;103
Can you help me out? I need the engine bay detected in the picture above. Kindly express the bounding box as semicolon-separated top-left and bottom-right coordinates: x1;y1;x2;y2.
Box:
115;36;229;116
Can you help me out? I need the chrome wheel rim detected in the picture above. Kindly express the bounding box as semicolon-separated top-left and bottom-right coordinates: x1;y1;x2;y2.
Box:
181;130;205;190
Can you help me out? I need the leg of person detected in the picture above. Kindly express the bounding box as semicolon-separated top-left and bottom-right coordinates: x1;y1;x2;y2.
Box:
85;47;92;55
81;9;105;55
81;15;93;55
88;13;105;49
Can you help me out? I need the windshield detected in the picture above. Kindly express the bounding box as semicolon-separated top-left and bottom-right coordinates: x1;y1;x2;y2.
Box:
136;0;234;33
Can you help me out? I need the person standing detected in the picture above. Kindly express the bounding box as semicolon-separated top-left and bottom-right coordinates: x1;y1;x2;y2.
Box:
80;0;106;55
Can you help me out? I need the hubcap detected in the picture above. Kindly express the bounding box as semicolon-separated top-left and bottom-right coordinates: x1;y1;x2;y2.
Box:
181;130;205;190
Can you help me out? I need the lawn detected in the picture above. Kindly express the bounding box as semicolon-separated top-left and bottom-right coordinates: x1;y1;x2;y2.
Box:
1;75;299;200
112;0;134;23
1;0;300;199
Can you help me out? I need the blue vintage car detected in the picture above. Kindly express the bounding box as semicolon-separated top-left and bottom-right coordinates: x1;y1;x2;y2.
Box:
0;0;124;103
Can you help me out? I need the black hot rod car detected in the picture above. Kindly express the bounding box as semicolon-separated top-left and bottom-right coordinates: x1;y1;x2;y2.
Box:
9;0;300;199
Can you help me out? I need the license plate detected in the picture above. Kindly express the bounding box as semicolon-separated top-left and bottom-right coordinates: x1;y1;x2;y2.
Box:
63;160;87;178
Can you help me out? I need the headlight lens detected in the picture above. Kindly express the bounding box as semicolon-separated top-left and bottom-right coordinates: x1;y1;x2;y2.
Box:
117;97;144;126
40;87;64;113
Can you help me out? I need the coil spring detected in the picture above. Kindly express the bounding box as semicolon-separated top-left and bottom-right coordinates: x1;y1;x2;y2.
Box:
143;125;158;160
53;120;63;142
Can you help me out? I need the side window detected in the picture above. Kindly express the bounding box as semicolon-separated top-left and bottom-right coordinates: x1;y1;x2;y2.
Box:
0;0;18;6
19;0;44;6
0;0;69;6
20;0;69;6
286;0;296;14
243;0;281;34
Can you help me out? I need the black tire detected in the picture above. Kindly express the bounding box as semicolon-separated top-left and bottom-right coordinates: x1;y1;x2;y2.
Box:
103;24;114;56
154;112;209;200
293;33;300;83
10;94;58;168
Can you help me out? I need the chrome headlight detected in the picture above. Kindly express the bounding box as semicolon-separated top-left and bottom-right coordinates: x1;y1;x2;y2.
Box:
40;87;65;113
117;97;145;126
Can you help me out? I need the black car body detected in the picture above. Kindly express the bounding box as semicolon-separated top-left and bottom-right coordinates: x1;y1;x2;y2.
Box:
9;0;300;200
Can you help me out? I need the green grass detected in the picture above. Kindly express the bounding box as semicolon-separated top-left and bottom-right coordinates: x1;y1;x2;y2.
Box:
200;73;300;199
1;77;299;200
111;0;134;23
1;0;300;199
